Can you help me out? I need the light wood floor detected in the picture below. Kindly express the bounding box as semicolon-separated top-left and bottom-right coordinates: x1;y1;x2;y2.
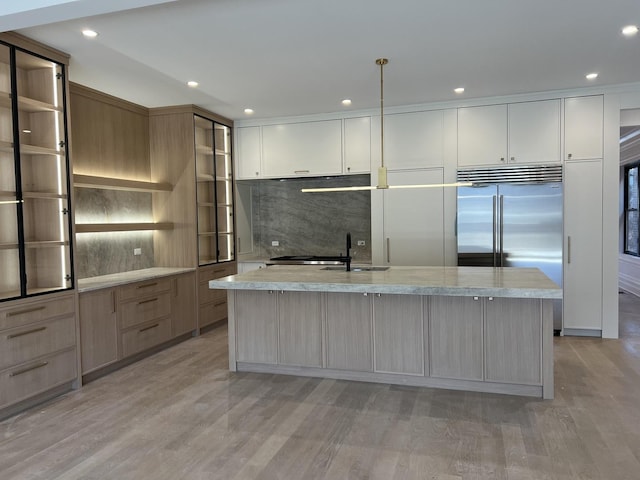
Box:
2;293;640;480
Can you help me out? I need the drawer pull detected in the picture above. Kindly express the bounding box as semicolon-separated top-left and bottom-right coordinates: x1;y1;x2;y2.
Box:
138;298;159;305
294;170;310;174
7;326;47;339
10;361;48;377
214;301;226;307
139;323;160;333
136;282;158;289
7;306;45;317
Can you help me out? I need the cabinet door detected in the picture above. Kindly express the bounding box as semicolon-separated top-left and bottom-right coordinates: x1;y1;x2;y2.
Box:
383;169;444;266
385;110;444;169
458;104;508;167
79;289;118;374
262;120;342;177
508;100;561;164
172;272;196;337
326;292;372;371
429;296;483;380
235;290;278;364
564;96;603;160
563;160;603;331
373;294;424;375
278;291;323;367
344;117;371;173
485;297;541;385
236;126;261;179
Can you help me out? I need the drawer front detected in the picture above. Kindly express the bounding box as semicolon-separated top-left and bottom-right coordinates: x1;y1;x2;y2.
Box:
120;292;171;330
0;348;77;409
121;317;172;358
0;315;76;371
0;295;75;331
199;301;228;328
199;282;228;306
118;278;171;302
198;263;236;283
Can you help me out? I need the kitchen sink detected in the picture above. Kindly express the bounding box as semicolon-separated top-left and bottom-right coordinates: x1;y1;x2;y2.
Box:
322;266;389;272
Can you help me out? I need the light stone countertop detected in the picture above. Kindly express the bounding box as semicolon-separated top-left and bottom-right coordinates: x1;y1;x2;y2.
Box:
78;267;196;293
209;265;562;299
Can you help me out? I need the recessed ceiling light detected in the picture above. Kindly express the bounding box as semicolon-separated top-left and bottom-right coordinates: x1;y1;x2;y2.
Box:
187;81;199;87
244;108;254;114
82;29;98;38
622;25;639;36
454;87;465;94
586;72;598;80
342;99;352;106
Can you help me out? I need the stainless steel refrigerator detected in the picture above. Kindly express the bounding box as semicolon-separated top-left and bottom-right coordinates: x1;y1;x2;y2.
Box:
457;165;563;330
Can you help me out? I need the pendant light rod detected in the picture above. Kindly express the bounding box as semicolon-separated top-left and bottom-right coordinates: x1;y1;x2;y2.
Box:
376;58;387;169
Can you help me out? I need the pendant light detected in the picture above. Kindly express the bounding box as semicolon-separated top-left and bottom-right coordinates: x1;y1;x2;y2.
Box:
302;58;472;193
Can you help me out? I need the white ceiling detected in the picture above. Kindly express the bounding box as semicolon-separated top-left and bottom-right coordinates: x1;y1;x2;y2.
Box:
4;0;640;120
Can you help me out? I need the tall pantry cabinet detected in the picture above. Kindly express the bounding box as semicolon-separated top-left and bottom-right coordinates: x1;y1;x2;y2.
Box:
150;106;236;329
0;33;78;418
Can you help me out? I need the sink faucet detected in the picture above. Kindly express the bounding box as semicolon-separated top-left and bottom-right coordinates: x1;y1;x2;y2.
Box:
344;232;352;272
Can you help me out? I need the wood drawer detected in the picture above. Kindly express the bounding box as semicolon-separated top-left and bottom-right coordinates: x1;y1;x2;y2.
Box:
199;300;228;328
198;263;236;283
0;315;76;371
199;282;228;305
121;317;172;358
119;292;171;330
0;295;74;330
118;278;171;302
0;348;77;409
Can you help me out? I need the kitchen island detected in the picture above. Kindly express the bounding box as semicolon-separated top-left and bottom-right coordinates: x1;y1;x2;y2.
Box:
209;265;561;399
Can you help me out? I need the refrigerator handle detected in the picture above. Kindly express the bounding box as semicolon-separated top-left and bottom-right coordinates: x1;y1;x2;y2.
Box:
567;236;571;264
499;195;504;267
492;196;497;267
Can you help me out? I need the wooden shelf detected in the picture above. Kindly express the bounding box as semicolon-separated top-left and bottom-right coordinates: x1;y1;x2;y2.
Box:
25;240;69;248
195;144;213;155
198;231;216;237
73;174;172;192
0;92;61;113
0;140;14;153
196;174;215;182
0;242;19;250
75;222;173;233
197;202;215;207
22;191;68;200
0;190;17;199
21;144;64;156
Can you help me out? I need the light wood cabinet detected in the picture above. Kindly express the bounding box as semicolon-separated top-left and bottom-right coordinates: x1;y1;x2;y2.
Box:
326;292;372;371
0;293;77;411
373;294;424;375
262;120;342;177
383;169;444;266
0;37;73;300
485;297;541;385
235;290;278;364
458;100;560;167
236;126;261;179
384;110;444;169
278;291;323;367
79;288;118;374
563;159;603;332
564;95;603;160
172;272;196;337
198;263;236;329
429;296;483;381
343;117;371;174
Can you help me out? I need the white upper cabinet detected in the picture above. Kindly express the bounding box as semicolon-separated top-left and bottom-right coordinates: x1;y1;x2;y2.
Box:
508;100;561;164
564;95;603;160
236;126;261;179
343;116;371;174
384;110;444;169
458;104;508;167
262;120;342;177
458;100;561;167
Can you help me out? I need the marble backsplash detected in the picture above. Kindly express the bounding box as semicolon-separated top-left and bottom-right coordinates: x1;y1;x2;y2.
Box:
74;188;155;278
243;175;372;261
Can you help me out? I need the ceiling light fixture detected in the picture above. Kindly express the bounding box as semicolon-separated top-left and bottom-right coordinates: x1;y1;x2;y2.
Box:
302;58;472;193
342;99;352;106
244;108;254;114
454;87;465;94
586;72;598;80
622;25;639;36
82;29;98;38
187;80;199;87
